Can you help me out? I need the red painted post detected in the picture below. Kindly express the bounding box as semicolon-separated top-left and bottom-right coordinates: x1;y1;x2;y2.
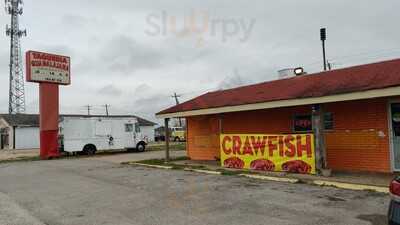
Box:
39;83;60;159
26;50;71;160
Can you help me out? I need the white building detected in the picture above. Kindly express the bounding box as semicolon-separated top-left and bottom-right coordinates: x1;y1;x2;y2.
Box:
0;114;157;150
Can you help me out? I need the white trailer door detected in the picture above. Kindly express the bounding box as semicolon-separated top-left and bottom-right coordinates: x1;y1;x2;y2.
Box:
134;123;142;144
95;121;112;136
124;123;136;148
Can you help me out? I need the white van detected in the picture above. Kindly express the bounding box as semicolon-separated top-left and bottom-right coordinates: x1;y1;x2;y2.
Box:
59;116;148;154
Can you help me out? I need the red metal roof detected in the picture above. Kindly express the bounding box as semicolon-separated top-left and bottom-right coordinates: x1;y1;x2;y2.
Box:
157;58;400;115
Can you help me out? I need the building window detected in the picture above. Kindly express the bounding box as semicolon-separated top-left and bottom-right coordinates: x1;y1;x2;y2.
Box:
125;124;134;132
135;123;141;133
324;112;334;130
293;113;334;132
294;115;312;132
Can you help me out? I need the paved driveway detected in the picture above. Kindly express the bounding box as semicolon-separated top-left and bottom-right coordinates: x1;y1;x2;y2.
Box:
0;154;389;225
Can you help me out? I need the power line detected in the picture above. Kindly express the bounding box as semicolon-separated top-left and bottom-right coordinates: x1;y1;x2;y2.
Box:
330;48;400;62
305;48;400;69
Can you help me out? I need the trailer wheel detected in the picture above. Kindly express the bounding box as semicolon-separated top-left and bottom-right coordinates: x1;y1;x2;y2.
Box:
83;144;97;155
136;142;146;152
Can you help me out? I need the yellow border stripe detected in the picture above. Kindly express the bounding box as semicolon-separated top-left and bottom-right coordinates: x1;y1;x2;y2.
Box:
239;174;299;183
313;180;389;193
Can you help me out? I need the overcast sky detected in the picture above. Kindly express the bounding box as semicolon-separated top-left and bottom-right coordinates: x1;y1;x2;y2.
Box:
0;0;400;124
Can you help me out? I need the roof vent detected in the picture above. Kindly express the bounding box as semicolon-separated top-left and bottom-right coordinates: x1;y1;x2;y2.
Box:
278;67;306;79
278;68;295;79
294;67;305;76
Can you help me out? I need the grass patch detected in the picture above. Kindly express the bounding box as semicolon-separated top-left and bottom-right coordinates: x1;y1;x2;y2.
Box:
186;165;208;170
0;156;41;164
216;168;243;176
170;164;187;170
132;157;213;171
136;156;189;165
134;157;253;176
147;142;186;152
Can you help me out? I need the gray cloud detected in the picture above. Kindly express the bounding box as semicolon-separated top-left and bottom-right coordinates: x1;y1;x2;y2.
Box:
100;35;164;74
98;84;123;97
61;15;90;29
217;68;249;90
0;0;399;124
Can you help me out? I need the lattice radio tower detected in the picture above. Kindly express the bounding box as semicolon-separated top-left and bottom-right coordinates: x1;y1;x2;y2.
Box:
5;0;26;114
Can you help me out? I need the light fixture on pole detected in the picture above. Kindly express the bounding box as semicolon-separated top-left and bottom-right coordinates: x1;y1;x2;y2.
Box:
320;28;327;71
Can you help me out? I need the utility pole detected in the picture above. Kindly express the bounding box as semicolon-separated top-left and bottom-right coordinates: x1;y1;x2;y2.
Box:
103;104;110;116
6;0;27;114
171;92;182;127
85;105;92;116
320;28;327;71
172;92;181;105
164;118;170;162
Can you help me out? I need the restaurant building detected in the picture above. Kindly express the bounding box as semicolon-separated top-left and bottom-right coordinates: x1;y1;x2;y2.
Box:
157;59;400;174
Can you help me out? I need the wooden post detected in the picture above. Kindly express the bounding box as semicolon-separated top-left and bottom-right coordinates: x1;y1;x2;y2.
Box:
165;118;170;162
312;104;327;173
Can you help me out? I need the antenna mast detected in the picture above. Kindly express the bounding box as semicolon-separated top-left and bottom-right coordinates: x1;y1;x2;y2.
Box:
5;0;27;114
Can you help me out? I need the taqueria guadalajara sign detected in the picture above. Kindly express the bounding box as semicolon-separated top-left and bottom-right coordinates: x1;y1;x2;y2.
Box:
220;134;316;174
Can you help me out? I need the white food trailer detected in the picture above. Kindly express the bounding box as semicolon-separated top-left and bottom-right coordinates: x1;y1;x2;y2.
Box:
59;116;148;154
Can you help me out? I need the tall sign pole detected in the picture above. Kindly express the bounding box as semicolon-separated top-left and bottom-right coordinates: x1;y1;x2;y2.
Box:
314;28;328;175
26;51;71;159
5;0;27;114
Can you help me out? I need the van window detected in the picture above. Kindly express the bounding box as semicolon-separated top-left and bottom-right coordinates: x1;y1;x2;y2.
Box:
135;123;141;133
125;124;134;132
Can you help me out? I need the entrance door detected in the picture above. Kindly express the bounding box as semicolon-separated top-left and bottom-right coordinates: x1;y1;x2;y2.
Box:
124;123;136;148
0;133;9;150
390;103;400;170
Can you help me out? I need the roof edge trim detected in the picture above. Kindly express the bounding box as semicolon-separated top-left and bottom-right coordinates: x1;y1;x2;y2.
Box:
156;86;400;118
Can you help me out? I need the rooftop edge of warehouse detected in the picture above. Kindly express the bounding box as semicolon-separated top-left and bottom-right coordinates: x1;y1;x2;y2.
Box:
156;58;400;118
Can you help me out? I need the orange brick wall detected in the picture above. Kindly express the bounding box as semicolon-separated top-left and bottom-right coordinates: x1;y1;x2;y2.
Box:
186;115;221;160
186;97;392;173
324;99;390;172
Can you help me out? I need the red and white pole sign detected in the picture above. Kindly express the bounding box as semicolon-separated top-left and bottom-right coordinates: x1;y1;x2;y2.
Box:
26;51;71;159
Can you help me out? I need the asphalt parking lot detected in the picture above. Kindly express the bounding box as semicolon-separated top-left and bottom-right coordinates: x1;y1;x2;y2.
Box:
88;149;186;163
0;151;389;225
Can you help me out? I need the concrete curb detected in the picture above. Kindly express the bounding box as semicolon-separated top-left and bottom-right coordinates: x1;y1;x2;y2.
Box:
313;180;389;193
126;162;389;193
184;168;222;175
239;174;299;183
128;162;173;170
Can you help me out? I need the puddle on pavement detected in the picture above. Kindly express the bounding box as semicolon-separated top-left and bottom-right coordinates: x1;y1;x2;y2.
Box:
352;191;388;200
176;178;186;182
357;214;387;225
326;196;346;202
